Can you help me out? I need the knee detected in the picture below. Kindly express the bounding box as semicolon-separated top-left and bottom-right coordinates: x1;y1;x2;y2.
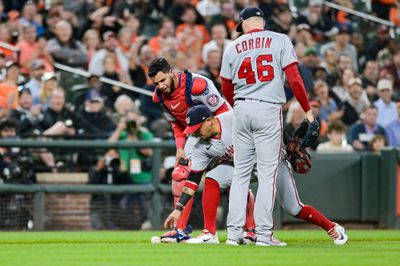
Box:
172;180;184;197
283;204;303;217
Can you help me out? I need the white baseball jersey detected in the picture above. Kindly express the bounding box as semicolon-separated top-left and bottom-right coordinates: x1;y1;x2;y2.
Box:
190;111;234;172
220;30;298;103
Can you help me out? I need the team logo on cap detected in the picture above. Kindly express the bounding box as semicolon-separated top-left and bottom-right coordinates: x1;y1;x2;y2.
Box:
206;94;219;107
186;117;190;125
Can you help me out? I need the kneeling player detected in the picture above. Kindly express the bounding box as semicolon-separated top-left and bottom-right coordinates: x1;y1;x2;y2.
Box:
165;105;348;246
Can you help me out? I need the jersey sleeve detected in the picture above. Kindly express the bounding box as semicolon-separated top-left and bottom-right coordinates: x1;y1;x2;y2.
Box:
190;144;212;172
193;77;229;113
280;35;298;70
220;45;233;81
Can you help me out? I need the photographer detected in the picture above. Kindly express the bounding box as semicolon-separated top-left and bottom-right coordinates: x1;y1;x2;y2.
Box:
0;119;35;229
0;119;36;184
88;149;132;229
108;108;153;227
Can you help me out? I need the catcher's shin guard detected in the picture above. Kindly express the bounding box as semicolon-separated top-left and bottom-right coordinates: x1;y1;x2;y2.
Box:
244;190;255;231
172;180;194;229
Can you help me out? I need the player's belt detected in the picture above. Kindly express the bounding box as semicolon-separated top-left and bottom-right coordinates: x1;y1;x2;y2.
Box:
236;98;283;105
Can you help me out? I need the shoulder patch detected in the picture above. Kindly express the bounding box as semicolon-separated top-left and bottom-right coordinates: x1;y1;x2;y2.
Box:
152;90;162;103
191;78;208;95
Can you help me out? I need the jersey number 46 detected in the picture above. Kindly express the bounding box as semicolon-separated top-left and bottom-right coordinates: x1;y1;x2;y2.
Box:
238;54;275;85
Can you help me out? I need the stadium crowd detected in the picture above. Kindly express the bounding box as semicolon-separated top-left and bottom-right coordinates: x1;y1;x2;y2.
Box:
0;0;399;184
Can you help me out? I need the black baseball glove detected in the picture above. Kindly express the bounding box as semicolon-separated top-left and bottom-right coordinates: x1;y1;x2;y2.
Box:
285;119;319;174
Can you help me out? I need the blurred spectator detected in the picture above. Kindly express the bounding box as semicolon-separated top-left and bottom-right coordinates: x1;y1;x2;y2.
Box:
0;24;15;59
117;27;134;59
168;1;204;26
159;36;180;67
372;0;395;21
9;87;46;137
367;25;391;62
336;53;353;78
46;20;87;68
112;94;137;123
350;105;386;151
150;117;173;140
89;31;129;77
320;23;358;72
37;72;58;108
24;60;45;101
197;49;222;92
0;61;20;110
369;134;388;154
298;47;319;90
376;37;399;69
176;5;210;70
385;99;400;147
296;0;336;42
351;32;368;70
294;23;316;49
308;100;328;148
374;79;398;127
331;67;356;104
208;1;237;36
267;4;296;38
313;80;342;123
284;101;304;137
148;18;176;56
196;0;221;21
73;73;102;107
18;1;45;36
381;49;400;96
41;88;77;137
320;47;338;86
75;90;116;138
341;77;370;126
202;23;231;64
316;120;353;153
129;44;156;89
0;1;7;23
16;25;53;76
82;29;101;63
389;1;400;26
108;109;153;184
361;60;380;102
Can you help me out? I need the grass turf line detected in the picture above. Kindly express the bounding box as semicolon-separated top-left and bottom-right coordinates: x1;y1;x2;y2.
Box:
0;230;399;266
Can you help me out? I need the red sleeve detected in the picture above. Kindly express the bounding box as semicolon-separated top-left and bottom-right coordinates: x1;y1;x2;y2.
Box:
221;77;235;107
214;102;230;115
171;121;186;149
284;63;310;112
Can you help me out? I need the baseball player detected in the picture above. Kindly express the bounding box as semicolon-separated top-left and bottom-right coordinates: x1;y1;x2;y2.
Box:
219;7;322;246
164;105;348;246
164;105;256;244
148;57;231;242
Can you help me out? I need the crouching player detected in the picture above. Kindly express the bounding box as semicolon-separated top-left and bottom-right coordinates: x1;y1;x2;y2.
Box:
165;105;348;246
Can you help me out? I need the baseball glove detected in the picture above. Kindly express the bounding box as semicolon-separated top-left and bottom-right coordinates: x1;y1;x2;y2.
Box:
285;119;319;174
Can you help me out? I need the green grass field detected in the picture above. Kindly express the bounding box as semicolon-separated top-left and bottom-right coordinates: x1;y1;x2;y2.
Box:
0;230;400;266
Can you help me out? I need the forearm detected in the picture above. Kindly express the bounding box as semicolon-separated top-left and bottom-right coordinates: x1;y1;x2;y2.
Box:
284;63;310;113
175;170;203;210
221;77;234;107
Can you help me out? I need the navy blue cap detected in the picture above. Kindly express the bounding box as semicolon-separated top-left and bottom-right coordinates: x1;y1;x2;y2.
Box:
85;89;103;102
236;6;265;33
183;105;213;135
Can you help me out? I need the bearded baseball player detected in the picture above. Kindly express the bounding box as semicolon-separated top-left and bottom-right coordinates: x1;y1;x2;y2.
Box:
165;105;348;246
148;58;231;243
164;105;256;244
219;7;344;246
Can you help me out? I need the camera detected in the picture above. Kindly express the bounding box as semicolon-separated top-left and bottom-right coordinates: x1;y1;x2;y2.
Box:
126;120;137;131
1;150;35;184
105;156;121;172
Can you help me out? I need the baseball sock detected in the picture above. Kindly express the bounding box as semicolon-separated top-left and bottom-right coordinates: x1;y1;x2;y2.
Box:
244;190;256;231
296;205;335;231
202;178;220;235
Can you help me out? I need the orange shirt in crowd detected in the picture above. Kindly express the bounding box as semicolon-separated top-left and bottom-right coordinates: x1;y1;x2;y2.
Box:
0;82;18;109
148;35;163;55
15;41;53;74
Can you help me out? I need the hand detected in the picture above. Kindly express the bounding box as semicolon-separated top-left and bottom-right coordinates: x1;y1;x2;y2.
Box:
31;105;41;116
117;118;126;131
352;140;365;150
305;110;315;123
175;148;186;165
164;209;182;229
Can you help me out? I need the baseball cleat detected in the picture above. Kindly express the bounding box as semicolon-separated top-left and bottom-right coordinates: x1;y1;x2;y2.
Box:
225;239;240;246
160;225;192;243
255;236;287;247
328;223;348;245
243;229;256;244
185;229;220;244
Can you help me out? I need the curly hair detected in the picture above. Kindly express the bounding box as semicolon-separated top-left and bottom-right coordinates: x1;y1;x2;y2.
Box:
148;57;172;78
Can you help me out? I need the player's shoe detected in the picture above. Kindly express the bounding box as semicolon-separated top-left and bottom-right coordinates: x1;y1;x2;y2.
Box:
328;223;348;245
255;236;287;247
185;229;220;244
225;239;240;246
243;229;256;244
160;225;192;243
